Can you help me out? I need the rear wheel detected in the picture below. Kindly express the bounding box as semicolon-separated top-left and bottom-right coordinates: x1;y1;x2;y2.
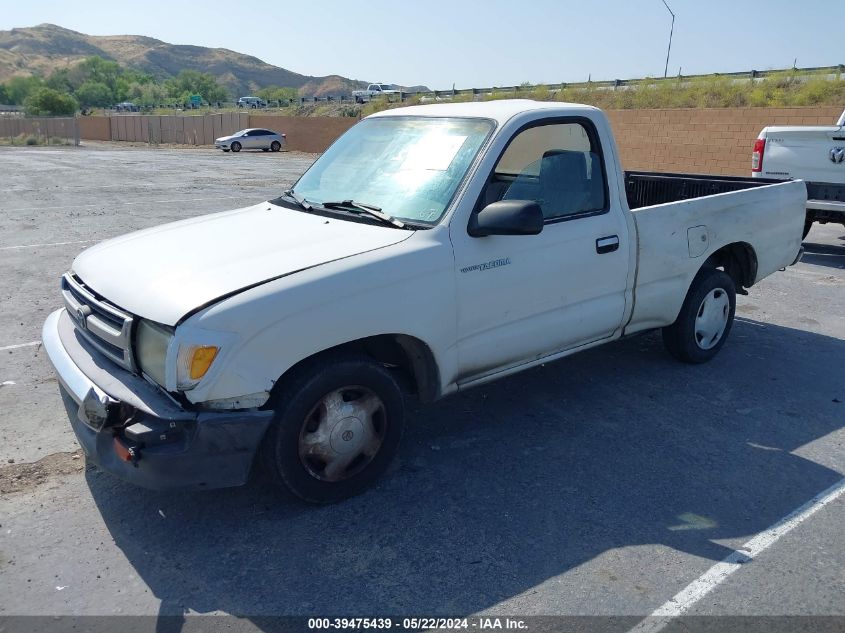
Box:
230;141;241;153
261;355;405;504
270;141;281;152
662;268;736;364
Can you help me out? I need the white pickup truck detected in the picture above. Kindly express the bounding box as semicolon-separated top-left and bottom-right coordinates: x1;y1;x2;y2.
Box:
43;100;806;503
352;83;401;104
752;108;845;237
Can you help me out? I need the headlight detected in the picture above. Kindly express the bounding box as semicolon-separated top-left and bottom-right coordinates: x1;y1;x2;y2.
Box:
136;320;221;392
135;319;173;387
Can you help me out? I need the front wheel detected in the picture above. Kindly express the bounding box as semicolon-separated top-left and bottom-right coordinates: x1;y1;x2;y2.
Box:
662;268;736;364
261;355;405;503
230;141;241;153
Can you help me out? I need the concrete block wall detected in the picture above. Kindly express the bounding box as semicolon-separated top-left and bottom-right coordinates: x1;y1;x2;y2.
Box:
605;106;843;176
248;115;358;153
72;106;845;177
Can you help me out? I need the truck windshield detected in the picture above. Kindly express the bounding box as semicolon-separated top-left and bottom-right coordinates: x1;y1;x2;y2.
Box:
291;117;494;224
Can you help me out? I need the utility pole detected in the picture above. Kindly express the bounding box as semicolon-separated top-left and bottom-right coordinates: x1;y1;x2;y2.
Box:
662;0;675;79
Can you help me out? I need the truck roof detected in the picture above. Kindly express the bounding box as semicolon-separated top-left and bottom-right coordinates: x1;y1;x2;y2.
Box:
369;99;600;125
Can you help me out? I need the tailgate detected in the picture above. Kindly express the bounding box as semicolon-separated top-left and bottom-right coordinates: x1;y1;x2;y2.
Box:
763;126;845;184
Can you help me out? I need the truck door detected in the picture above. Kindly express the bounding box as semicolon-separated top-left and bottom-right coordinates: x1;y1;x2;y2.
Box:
451;118;630;381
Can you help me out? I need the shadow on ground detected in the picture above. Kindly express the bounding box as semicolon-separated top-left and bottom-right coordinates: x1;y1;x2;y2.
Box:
802;237;845;269
86;318;844;625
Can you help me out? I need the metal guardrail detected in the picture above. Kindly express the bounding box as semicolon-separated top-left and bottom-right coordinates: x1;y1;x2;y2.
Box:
101;64;844;112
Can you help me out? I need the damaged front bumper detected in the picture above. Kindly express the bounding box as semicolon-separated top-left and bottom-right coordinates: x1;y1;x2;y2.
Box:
42;309;273;490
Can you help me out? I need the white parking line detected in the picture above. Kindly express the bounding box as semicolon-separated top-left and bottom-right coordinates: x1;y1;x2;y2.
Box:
0;239;96;251
628;476;845;633
0;341;41;352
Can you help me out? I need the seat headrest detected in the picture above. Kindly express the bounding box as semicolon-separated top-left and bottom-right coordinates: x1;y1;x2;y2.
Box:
540;150;587;186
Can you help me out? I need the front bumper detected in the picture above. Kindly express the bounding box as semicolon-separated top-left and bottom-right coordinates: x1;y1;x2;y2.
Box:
42;309;273;490
214;142;230;150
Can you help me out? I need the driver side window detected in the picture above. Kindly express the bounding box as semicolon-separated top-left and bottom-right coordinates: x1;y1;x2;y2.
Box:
482;121;607;221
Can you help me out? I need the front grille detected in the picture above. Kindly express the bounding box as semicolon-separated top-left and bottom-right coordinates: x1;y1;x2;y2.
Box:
61;272;135;371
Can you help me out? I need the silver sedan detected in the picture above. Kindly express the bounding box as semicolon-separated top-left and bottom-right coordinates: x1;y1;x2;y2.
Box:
214;128;286;153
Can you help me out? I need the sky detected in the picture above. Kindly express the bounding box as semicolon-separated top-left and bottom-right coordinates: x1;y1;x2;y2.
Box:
1;0;840;90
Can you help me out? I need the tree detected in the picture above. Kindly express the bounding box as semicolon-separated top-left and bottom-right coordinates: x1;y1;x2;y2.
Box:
76;57;122;95
24;88;78;116
257;85;299;102
5;76;45;105
125;81;168;106
46;68;74;94
164;70;228;103
75;81;113;107
0;83;8;104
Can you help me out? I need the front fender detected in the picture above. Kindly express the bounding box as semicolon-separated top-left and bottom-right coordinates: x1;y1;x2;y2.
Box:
180;230;457;406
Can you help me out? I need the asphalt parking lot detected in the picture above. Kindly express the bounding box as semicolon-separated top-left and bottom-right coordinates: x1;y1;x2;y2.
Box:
0;144;843;631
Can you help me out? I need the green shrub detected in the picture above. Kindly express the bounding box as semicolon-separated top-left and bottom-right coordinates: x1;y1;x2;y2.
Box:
25;135;39;145
24;87;78;116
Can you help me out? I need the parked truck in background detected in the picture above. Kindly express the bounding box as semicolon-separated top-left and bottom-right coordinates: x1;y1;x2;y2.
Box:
43;100;806;504
752;108;845;238
352;83;401;103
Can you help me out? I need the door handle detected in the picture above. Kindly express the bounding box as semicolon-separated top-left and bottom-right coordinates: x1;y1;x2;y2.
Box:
596;235;620;254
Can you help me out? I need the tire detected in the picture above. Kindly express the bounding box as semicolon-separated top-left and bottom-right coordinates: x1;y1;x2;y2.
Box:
270;141;281;152
261;355;405;504
262;148;269;152
355;97;363;104
662;268;736;364
222;149;230;152
230;141;241;153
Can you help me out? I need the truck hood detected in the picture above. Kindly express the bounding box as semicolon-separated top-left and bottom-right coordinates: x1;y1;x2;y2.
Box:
72;202;412;326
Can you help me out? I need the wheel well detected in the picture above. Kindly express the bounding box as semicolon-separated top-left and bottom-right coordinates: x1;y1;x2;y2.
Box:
269;335;441;405
703;242;757;294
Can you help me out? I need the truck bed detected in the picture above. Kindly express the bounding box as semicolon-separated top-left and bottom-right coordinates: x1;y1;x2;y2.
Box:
622;176;806;335
626;171;845;227
625;171;782;209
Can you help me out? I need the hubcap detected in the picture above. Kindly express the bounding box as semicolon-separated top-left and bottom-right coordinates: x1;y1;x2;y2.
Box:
298;386;386;482
694;288;730;350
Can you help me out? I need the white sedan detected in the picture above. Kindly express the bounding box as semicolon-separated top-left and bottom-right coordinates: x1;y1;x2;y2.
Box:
214;128;286;153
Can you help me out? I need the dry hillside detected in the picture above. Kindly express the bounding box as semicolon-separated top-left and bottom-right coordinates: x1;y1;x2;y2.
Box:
0;23;370;98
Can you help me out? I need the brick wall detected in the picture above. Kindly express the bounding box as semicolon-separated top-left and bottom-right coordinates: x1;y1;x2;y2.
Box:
76;106;844;176
248;115;358;153
606;106;843;176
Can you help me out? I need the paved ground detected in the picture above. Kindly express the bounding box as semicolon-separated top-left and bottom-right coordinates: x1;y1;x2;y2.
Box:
0;145;843;630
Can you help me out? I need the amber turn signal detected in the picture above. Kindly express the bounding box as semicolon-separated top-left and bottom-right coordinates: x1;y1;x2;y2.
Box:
189;346;219;380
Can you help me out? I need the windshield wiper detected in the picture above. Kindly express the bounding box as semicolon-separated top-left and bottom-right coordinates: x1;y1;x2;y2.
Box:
281;189;312;211
321;200;405;229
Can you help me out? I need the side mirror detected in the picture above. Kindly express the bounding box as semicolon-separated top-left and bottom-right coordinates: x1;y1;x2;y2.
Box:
468;200;544;237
